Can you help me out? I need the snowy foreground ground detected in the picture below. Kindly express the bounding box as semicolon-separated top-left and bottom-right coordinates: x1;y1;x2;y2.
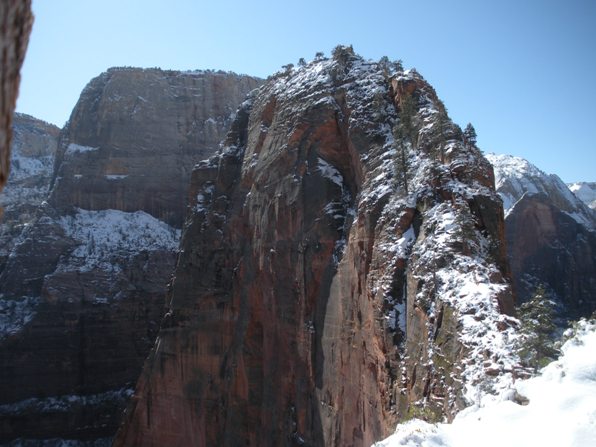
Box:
374;320;596;447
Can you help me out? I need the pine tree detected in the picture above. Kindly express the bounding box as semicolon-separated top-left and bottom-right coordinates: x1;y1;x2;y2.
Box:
463;123;477;148
392;93;417;194
516;286;560;370
393;121;410;194
433;108;449;162
399;94;417;146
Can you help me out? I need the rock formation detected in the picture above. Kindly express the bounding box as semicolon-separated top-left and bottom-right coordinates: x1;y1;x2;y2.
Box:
0;0;33;191
115;50;517;447
0;113;60;271
487;154;596;318
0;68;260;444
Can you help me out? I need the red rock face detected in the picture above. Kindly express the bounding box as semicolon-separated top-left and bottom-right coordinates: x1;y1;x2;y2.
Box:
116;54;514;446
0;0;33;190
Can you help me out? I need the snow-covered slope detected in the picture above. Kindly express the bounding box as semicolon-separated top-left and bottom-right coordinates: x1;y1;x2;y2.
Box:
486;153;595;229
374;319;596;447
568;182;596;210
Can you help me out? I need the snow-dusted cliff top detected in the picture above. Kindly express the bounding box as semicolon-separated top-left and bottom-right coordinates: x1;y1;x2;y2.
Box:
568;182;596;210
486;153;595;229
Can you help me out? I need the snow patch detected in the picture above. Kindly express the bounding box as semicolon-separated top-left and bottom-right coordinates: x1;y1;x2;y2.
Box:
317;157;343;187
66;143;98;155
58;209;180;273
374;320;596;447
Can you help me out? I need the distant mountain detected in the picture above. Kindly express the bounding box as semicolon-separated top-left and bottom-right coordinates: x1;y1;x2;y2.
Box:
486;153;596;318
486;153;595;229
568;181;596;210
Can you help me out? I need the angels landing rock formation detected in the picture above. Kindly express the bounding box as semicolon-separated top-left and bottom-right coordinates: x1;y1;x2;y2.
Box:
116;48;518;446
0;68;260;444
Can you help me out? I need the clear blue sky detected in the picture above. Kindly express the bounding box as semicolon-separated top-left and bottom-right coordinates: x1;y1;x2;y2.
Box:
16;0;596;182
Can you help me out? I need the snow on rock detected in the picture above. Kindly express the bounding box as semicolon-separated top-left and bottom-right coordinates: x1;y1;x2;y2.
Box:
65;143;99;155
486;153;595;228
568;182;596;210
0;387;134;416
58;208;180;273
374;319;596;447
0;296;40;340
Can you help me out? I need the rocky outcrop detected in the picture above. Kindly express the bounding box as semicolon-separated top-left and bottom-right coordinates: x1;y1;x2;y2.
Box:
0;69;260;444
0;113;60;271
0;0;33;191
116;51;517;447
488;154;596;318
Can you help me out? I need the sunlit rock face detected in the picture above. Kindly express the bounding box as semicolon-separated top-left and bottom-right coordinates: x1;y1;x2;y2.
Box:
0;68;261;444
116;50;516;447
488;154;596;318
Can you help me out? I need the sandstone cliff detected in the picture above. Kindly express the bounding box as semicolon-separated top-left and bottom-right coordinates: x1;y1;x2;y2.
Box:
488;154;596;318
0;69;260;444
116;50;517;447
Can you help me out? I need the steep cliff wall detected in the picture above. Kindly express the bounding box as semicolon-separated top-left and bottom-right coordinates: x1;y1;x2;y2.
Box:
0;69;260;444
488;154;596;318
50;67;262;227
116;51;517;447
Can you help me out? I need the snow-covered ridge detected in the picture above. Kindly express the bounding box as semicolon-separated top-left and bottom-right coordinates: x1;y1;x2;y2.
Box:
486;153;595;228
374;319;596;447
58;208;180;273
569;182;596;210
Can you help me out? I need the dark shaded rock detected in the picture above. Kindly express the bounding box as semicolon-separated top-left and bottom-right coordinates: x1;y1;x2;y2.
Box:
0;69;261;444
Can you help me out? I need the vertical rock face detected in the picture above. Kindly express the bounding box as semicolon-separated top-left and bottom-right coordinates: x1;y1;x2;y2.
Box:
0;69;260;444
0;113;60;270
0;0;33;191
487;154;596;318
50;67;262;227
116;51;517;447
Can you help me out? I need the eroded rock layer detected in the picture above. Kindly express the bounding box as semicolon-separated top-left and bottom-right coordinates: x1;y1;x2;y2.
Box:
0;69;260;444
116;51;516;447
